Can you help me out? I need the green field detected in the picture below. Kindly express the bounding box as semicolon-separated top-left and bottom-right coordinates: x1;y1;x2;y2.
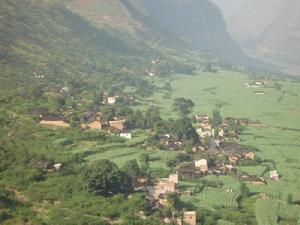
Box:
182;188;240;209
139;71;300;129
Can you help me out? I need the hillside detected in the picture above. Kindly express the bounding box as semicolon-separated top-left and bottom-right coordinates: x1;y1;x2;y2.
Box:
0;0;150;90
212;0;300;67
66;0;249;65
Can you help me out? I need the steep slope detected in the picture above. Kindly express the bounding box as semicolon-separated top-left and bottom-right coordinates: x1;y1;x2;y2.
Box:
212;0;300;67
0;0;145;89
66;0;249;65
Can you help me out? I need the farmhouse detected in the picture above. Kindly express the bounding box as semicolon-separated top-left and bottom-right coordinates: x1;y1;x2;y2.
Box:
120;132;132;139
229;155;240;164
107;96;117;104
195;159;208;172
195;114;209;123
109;120;125;130
245;151;256;160
175;166;202;179
238;173;266;185
197;126;212;138
254;91;265;95
81;120;102;130
183;211;197;225
147;174;179;207
270;170;279;181
39;115;70;128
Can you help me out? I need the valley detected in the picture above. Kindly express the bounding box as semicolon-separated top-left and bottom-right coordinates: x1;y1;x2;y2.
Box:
0;1;299;225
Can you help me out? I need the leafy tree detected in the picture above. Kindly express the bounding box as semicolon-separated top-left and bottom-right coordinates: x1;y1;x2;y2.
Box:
203;62;213;72
172;118;199;144
101;106;115;122
239;183;250;197
84;159;125;196
145;106;161;129
28;85;44;99
166;192;181;210
172;98;195;116
123;159;141;189
140;154;150;165
287;193;293;204
211;106;222;128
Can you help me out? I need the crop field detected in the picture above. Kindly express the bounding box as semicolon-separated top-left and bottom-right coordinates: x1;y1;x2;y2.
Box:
255;199;279;225
181;188;240;209
83;146;181;177
240;165;268;177
255;198;300;225
140;71;300;128
217;219;234;225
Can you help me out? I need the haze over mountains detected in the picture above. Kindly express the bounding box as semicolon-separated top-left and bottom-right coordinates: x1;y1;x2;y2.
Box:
66;0;249;65
212;0;300;72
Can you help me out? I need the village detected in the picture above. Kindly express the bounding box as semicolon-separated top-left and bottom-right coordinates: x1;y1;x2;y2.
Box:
34;91;281;225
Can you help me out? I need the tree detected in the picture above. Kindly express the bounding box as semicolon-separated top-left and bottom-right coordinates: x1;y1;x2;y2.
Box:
140;154;150;165
203;62;213;72
101;106;115;122
84;159;125;196
145;106;161;129
172;118;199;144
166;192;181;210
287;193;293;204
211;105;222;128
239;183;250;197
123;159;141;189
172;98;195;116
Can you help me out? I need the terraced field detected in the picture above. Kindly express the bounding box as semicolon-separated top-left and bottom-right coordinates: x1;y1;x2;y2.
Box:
182;188;240;209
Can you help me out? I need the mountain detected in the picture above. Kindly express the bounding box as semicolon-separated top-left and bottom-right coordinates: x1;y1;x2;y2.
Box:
212;0;300;67
66;0;249;65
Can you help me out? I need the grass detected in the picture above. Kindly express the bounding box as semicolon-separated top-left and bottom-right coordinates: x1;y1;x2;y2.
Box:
138;71;300;129
181;188;240;209
255;199;279;225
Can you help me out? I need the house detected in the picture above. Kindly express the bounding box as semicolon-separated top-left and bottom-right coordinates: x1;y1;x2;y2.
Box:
270;170;279;181
195;159;208;172
175;166;201;179
39;116;70;128
197;126;212;138
109;120;125;130
195;114;209;123
81;120;102;130
157;179;176;193
183;211;197;225
254;91;265;95
164;140;183;151
245;151;255;160
107;96;117;104
148;71;156;77
229;155;240;164
224;164;234;171
120;132;132;139
238;173;266;185
135;177;149;191
53;163;62;171
192;145;205;153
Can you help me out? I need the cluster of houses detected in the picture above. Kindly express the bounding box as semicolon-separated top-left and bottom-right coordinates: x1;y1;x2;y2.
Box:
136;174;196;225
244;80;268;88
244;80;268;95
195;115;239;143
38;112;132;139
